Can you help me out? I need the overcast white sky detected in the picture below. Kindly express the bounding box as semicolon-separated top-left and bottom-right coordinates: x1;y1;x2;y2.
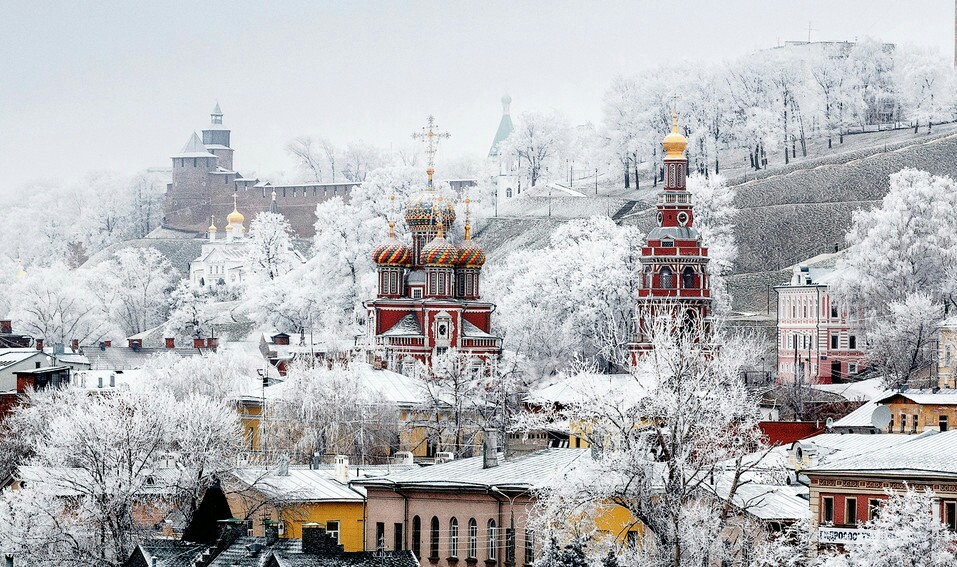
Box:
0;0;952;192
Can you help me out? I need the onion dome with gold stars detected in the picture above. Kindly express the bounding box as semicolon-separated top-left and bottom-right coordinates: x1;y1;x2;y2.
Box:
421;222;459;267
456;200;485;268
662;111;688;159
404;171;456;231
372;221;413;267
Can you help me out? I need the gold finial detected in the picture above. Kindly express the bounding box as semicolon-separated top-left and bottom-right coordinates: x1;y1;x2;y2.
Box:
671;110;679;134
463;197;472;240
436;221;445;238
388;220;396;238
208;215;217;233
16;258;26;279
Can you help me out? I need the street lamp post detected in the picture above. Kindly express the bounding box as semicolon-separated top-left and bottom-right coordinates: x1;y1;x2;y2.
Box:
491;486;520;566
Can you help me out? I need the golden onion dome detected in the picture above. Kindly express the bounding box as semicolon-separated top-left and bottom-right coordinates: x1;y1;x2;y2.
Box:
372;222;413;267
226;194;245;231
456;223;486;268
208;215;217;233
405;190;456;232
662;111;687;159
421;223;459;267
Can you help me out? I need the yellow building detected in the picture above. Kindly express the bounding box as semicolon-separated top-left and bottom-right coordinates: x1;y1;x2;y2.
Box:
877;390;957;433
227;461;367;550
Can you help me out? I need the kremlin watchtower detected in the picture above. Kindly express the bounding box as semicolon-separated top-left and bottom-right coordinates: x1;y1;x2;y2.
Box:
629;113;712;363
365;117;501;373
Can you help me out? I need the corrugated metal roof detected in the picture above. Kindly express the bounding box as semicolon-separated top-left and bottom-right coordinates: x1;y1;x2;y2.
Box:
807;430;957;477
832;400;882;427
0;349;44;369
358;448;587;491
231;467;365;502
813;378;888;402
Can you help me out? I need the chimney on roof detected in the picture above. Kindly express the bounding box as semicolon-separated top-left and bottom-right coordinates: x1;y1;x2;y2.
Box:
193;338;206;348
206;337;219;350
165;337;175;349
334;455;350;484
277;454;289;477
482;431;499;469
103;340;111;347
0;320;11;334
71;339;79;352
35;338;43;351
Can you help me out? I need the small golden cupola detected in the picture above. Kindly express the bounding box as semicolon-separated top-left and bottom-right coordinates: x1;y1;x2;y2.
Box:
225;194;245;234
662;111;688;159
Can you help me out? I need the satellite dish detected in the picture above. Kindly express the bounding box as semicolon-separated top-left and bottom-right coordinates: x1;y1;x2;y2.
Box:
871;405;892;430
825;417;834;430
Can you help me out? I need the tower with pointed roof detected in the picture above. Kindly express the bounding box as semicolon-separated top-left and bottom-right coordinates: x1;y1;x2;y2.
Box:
365;118;501;373
202;102;233;170
629;113;713;363
487;95;520;211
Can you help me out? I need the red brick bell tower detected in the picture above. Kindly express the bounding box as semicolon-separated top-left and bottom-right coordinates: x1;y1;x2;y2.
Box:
629;113;712;364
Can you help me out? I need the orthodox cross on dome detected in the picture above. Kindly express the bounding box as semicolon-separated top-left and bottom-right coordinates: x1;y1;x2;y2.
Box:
412;115;450;184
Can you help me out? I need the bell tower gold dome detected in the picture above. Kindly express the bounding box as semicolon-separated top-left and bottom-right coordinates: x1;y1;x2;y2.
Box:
662;112;687;159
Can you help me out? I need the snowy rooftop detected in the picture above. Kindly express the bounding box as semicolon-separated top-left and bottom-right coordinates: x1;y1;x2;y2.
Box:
876;389;957;406
231;467;366;502
807;430;957;477
259;363;429;408
526;372;654;407
793;432;920;466
710;480;809;522
812;378;887;402
0;348;45;369
356;448;588;491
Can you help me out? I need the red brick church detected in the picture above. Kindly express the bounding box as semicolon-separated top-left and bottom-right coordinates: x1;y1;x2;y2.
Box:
630;113;713;363
364;119;501;373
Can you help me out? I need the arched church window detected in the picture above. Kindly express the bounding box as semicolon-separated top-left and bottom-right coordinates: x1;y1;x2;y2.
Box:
659;267;673;289
506;188;513;198
682;267;695;289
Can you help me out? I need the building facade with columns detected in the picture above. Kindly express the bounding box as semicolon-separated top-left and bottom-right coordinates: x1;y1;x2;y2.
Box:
629;114;713;363
774;259;866;384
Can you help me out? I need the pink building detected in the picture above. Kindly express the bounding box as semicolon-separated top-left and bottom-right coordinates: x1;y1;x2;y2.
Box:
775;260;866;384
356;449;588;567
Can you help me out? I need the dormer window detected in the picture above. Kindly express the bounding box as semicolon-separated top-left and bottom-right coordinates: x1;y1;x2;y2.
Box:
662;240;673;248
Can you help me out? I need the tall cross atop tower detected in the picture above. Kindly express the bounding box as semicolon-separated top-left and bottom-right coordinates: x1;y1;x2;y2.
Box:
412;115;450;184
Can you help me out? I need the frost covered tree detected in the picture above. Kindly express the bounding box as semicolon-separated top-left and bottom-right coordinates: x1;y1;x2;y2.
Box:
817;487;956;567
266;361;400;463
485;217;642;375
247;211;297;281
91;247;179;335
526;320;774;567
835;169;957;386
9;262;113;345
499;111;572;187
686;174;737;314
165;280;220;341
0;385;240;566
